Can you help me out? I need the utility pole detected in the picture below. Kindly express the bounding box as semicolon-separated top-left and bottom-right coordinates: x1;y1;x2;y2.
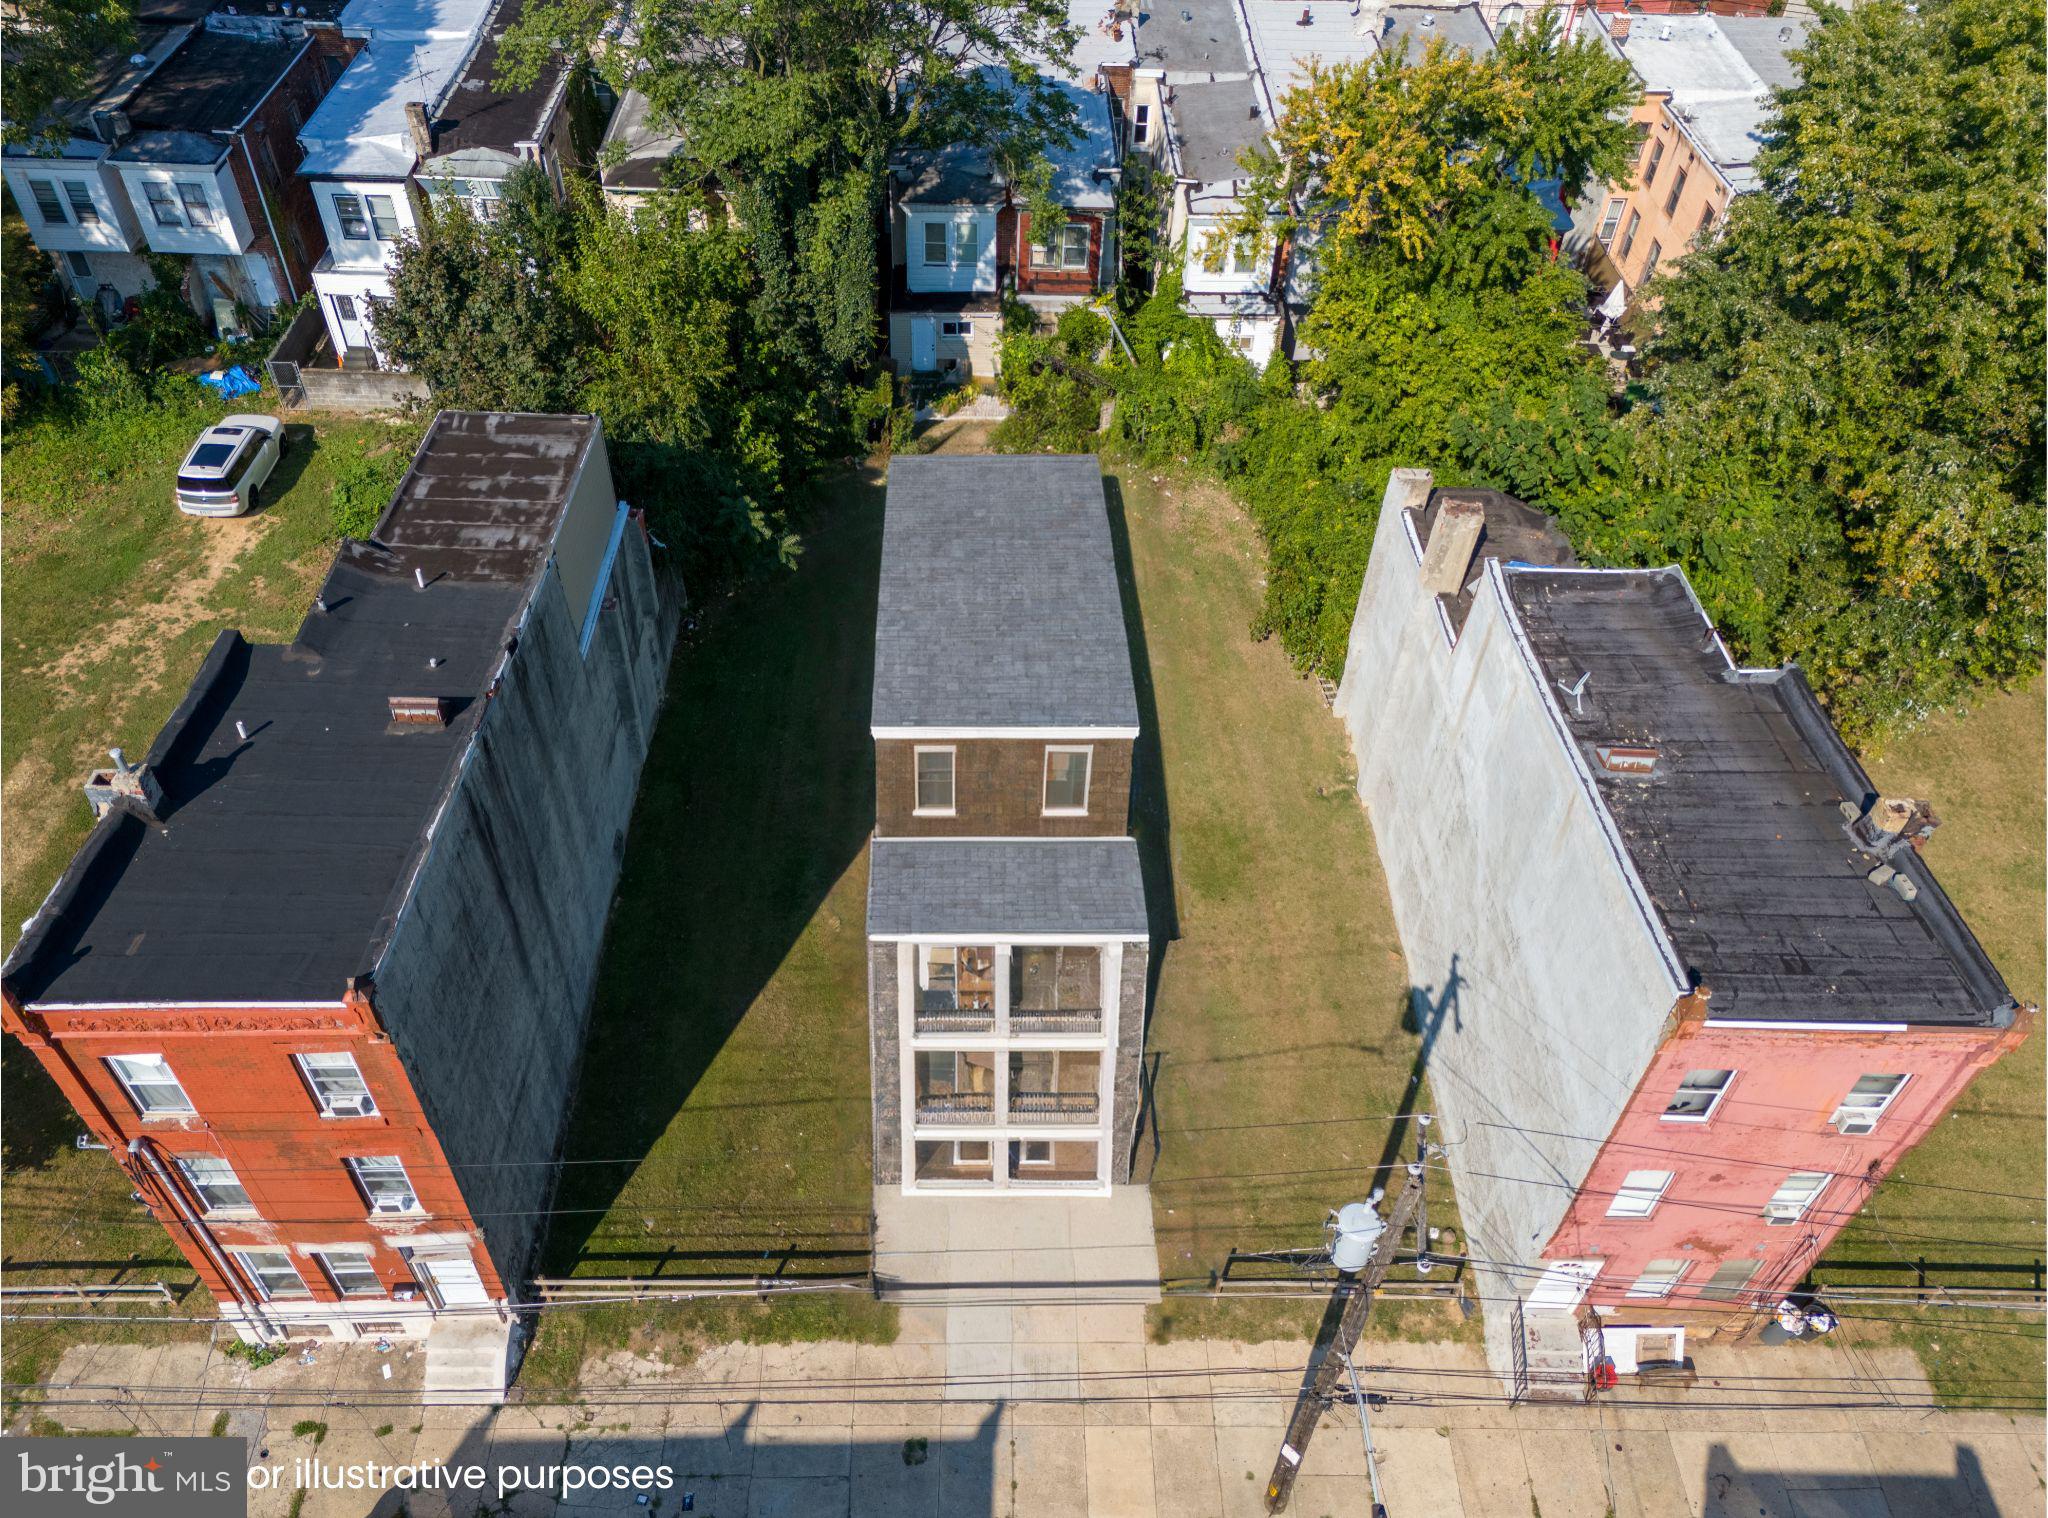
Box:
1264;1164;1425;1514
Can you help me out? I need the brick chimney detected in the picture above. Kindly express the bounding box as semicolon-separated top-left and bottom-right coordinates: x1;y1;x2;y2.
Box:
1609;14;1632;42
1419;497;1487;596
405;101;434;158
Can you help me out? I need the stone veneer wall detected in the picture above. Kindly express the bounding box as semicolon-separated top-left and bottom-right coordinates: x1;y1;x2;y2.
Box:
869;942;903;1184
1111;940;1150;1183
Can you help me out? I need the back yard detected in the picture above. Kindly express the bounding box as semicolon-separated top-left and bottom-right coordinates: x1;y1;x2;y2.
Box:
1;393;423;1400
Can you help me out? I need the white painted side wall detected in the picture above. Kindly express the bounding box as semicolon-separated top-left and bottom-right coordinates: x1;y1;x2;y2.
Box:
5;155;144;253
117;161;255;256
902;205;998;294
315;178;417;272
1181;216;1268;296
1332;469;1684;1381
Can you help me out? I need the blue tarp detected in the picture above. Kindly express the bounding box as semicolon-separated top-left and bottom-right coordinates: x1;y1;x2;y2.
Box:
197;366;261;399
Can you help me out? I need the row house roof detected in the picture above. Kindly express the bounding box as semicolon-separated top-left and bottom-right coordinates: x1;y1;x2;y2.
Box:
3;413;607;1009
296;0;493;178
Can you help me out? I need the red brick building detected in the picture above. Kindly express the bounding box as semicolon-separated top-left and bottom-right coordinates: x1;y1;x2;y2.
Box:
3;414;679;1376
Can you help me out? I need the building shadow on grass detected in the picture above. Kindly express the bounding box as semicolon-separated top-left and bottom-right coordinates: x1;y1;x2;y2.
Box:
1100;475;1179;1183
373;1403;1004;1517
538;465;887;1276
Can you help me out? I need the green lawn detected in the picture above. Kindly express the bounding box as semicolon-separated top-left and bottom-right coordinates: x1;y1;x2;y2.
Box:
517;463;897;1387
1;396;422;1404
1824;682;2047;1408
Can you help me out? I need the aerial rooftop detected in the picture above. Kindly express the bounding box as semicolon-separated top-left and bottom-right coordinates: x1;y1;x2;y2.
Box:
1502;567;2014;1028
419;0;567;167
4;412;604;1008
297;0;493;177
872;455;1139;733
598;87;686;192
1581;11;1814;191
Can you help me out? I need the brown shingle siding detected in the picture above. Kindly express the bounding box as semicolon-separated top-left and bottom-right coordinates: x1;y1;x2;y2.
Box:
875;738;1132;837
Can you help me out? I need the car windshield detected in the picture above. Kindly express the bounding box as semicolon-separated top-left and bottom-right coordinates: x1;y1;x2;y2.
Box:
187;441;237;471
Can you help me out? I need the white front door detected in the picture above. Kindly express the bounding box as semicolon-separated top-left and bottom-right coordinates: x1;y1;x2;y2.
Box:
415;1251;489;1307
910;316;938;373
330;293;371;352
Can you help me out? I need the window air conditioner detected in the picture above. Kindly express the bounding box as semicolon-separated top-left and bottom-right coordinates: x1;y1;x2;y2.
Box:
329;1093;376;1118
1831;1109;1875;1135
1765;1201;1804;1224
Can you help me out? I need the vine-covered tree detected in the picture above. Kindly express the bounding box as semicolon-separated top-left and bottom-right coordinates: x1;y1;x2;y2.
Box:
375;166;585;412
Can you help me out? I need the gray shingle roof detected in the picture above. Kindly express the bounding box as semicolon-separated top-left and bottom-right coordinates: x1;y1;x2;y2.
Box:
867;839;1149;938
873;456;1140;731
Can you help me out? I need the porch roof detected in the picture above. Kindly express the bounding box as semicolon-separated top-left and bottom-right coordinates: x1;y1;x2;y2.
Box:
867;839;1149;940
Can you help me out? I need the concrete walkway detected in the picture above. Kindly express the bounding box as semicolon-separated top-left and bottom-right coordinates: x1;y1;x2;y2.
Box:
28;1324;2044;1518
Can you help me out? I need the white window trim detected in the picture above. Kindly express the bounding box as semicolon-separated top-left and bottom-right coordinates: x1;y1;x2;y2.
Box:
1765;1171;1831;1224
1017;1139;1055;1167
1660;1068;1734;1124
231;1247;309;1301
176;1153;256;1218
1041;744;1092;817
347;1155;424;1216
921;220;948;266
953;1140;992;1166
1625;1261;1689;1299
913;744;957;817
295;1051;378;1118
106;1054;195;1117
310;1246;386;1298
1830;1073;1909;1134
1605;1170;1674;1219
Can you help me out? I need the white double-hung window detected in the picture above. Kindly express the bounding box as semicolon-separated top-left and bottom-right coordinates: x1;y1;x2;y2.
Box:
1604;1170;1673;1219
232;1248;309;1300
1661;1068;1733;1122
296;1052;377;1117
1042;746;1091;815
921;220;948;266
914;746;955;815
1830;1074;1908;1134
313;1247;384;1297
1626;1260;1689;1298
347;1155;422;1215
1765;1171;1830;1224
107;1054;194;1116
176;1153;254;1216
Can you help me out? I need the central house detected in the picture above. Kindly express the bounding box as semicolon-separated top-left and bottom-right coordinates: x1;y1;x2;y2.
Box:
866;456;1150;1196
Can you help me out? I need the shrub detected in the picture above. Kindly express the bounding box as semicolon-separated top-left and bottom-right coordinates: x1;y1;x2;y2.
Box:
330;441;414;540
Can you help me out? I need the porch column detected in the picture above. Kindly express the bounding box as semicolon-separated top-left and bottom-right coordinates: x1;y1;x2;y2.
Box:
898;943;916;1190
994;944;1012;1039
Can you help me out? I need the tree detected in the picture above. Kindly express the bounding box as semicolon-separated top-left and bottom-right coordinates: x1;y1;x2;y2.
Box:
1601;0;2046;735
498;0;1081;377
2;209;57;417
3;0;133;145
1228;19;1636;264
375;166;584;411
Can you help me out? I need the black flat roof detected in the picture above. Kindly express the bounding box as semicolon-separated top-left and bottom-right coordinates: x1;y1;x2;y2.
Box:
121;27;306;137
5;412;602;1008
1505;568;2015;1027
422;0;565;160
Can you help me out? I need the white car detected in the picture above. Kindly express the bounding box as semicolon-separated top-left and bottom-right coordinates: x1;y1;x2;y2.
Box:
174;415;284;517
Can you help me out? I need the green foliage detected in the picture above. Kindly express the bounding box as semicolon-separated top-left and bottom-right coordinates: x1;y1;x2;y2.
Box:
993;305;1109;452
220;1339;289;1369
330;439;416;541
290;1420;328;1445
104;256;210;372
377;165;584;411
1226;14;1636;264
3;210;57;418
1112;153;1167;304
2;0;133;146
1500;0;2046;737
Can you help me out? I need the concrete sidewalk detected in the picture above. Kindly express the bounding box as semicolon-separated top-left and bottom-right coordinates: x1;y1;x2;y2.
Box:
27;1321;2044;1518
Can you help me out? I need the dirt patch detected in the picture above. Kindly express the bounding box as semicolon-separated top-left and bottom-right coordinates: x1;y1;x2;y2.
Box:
34;514;272;699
